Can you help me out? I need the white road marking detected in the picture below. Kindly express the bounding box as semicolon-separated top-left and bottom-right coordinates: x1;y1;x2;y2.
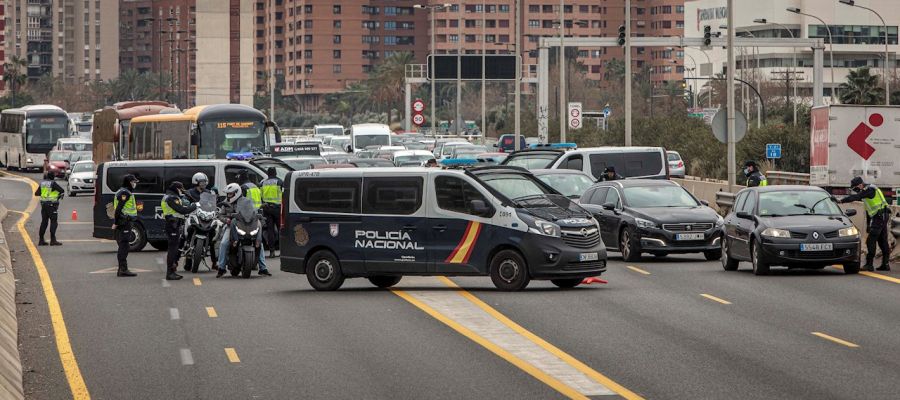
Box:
169;308;180;320
180;349;194;365
161;279;171;288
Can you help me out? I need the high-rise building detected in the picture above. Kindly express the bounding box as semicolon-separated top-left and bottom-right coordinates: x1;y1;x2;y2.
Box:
0;3;5;91
255;0;285;96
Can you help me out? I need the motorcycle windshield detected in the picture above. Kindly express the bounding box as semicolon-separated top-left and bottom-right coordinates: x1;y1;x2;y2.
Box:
235;198;257;225
199;192;217;212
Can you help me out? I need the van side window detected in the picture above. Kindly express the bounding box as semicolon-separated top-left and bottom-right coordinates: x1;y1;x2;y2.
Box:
166;166;215;189
295;178;361;213
435;176;493;217
604;188;621;208
224;166;262;186
363;177;423;215
106;167;164;194
561;154;583;171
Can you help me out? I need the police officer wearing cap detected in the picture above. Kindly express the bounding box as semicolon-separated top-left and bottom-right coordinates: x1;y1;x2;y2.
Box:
743;161;768;187
113;175;140;277
840;176;891;271
34;171;65;246
598;166;623;182
162;181;197;280
260;167;283;257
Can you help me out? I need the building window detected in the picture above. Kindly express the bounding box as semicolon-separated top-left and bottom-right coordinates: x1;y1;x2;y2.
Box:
304;5;312;13
499;5;509;13
333;20;342;29
333;64;342;74
809;25;899;45
304;50;312;58
333;50;341;59
333;35;341;44
333;5;341;14
499;20;509;28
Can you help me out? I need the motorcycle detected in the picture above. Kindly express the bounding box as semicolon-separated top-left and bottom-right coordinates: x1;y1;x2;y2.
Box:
182;192;221;273
227;197;261;279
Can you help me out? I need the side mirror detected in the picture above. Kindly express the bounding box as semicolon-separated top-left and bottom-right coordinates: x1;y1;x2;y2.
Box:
345;144;352;153
602;202;616;211
492;143;498;148
736;211;753;220
190;128;199;146
699;200;709;206
844;208;857;217
470;199;490;216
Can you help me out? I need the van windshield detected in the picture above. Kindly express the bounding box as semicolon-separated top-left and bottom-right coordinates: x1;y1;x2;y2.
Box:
481;173;552;202
503;153;558;169
355;134;390;149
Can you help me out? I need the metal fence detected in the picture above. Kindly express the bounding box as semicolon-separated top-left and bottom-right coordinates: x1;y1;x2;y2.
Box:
765;171;811;185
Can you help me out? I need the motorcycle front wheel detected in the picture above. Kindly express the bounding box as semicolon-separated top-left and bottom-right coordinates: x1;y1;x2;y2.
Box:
241;248;256;279
191;237;206;273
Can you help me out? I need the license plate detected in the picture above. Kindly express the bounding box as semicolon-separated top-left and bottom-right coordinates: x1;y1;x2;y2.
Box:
801;243;833;251
579;252;599;262
676;233;705;241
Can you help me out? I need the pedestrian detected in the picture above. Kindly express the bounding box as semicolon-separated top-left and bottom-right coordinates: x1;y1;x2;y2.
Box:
839;176;891;271
599;166;623;182
260;167;283;257
35;171;65;246
743;161;768;187
162;181;196;280
113;175;139;277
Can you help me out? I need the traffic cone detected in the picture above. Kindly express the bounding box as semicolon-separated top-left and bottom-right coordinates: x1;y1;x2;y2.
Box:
580;277;607;285
71;209;78;221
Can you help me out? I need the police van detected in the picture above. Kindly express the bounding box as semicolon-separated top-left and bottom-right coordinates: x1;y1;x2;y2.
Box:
93;158;290;251
281;165;607;291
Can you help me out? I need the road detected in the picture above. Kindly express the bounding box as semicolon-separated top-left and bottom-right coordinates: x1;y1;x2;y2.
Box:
4;171;900;399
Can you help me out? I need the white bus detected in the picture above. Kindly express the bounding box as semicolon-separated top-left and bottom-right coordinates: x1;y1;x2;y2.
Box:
0;105;72;171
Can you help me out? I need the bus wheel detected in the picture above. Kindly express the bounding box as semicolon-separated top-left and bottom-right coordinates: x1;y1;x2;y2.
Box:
490;249;530;291
306;250;345;291
368;276;402;288
129;225;148;252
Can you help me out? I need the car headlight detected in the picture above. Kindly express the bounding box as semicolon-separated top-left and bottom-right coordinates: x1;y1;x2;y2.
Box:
71;178;81;182
528;220;561;237
235;227;246;235
635;218;658;229
716;215;724;227
761;228;791;238
838;226;859;237
26;158;33;163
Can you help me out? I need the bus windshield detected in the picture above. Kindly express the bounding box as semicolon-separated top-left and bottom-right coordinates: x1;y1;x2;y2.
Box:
200;120;267;159
26;116;69;154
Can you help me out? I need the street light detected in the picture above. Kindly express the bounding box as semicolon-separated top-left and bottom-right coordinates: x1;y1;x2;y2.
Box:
552;19;587;143
838;0;890;105
754;18;798;125
413;3;452;136
787;7;835;102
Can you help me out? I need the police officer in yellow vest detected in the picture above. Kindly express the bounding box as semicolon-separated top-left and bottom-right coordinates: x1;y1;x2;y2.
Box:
260;167;283;257
743;161;768;187
34;171;65;246
112;175;140;277
840;176;891;271
162;181;197;280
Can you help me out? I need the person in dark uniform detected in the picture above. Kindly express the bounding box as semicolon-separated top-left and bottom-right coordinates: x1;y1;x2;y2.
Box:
839;176;891;271
35;171;65;246
183;172;218;271
598;166;623;182
743;161;768;187
113;175;139;277
259;167;283;257
161;181;196;280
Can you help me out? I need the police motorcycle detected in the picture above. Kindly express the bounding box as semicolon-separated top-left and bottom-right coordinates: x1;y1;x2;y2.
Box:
226;197;262;279
182;192;221;273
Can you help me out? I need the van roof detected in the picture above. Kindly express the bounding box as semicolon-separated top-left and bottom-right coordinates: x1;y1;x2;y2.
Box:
569;146;664;153
103;159;254;167
291;167;466;177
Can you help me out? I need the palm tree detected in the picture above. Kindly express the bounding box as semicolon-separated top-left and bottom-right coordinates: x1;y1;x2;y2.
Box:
369;52;415;119
839;67;884;105
3;55;28;107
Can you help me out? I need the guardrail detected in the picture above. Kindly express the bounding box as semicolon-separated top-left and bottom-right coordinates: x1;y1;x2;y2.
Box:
766;171;810;185
892;215;900;239
715;191;736;214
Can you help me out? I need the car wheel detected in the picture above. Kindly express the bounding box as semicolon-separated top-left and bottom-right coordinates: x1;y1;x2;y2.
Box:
751;240;769;276
721;237;739;271
652;252;668;258
704;249;722;261
489;249;530;291
619;227;641;262
70;191;77;197
842;262;860;275
368;276;402;288
306;250;345;291
550;278;581;289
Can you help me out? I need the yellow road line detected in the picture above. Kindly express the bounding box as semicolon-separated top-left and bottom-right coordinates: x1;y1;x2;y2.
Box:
437;277;644;400
834;265;900;284
626;265;651;275
12;177;91;399
224;348;241;363
700;294;732;305
206;307;218;318
193;277;202;286
391;288;589;399
812;332;859;348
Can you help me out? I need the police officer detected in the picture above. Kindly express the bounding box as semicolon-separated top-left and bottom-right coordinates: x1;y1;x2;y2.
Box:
599;166;623;182
162;181;197;280
743;161;768;187
113;175;139;277
840;176;891;271
34;171;65;246
260;167;283;257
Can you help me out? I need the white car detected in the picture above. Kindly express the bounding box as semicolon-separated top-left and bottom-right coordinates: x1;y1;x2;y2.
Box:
667;151;686;178
393;150;435;166
66;160;95;197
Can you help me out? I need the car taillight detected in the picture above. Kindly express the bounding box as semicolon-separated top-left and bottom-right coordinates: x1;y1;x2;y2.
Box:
677;161;683;168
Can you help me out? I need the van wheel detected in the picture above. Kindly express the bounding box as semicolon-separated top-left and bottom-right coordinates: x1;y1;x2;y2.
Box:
368;276;402;288
551;278;581;289
490;249;530;291
751;240;769;276
306;250;345;291
620;227;641;262
149;240;168;251
129;225;148;252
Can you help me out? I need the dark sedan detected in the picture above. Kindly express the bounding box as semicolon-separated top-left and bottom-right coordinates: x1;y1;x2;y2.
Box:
579;179;723;261
720;186;861;275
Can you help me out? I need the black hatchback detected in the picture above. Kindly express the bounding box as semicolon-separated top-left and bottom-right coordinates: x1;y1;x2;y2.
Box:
579;180;723;261
720;186;861;275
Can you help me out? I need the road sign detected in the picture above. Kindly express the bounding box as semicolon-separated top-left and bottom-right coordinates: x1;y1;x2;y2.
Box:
766;143;782;159
412;113;425;126
711;108;748;144
568;102;582;130
412;99;425;114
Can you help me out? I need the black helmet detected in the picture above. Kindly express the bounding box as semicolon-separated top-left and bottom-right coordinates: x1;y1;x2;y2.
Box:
604;166;616;173
169;181;185;192
266;167;277;177
122;174;139;187
744;160;758;168
850;176;864;187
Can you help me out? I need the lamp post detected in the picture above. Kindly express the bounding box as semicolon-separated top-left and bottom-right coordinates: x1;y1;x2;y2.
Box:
514;0;521;151
558;0;566;142
754;18;798;124
787;7;835;102
481;0;486;141
838;0;889;105
625;0;632;146
414;3;451;136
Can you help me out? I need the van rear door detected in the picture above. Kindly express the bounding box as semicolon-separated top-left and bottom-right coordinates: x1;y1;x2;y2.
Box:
588;150;666;179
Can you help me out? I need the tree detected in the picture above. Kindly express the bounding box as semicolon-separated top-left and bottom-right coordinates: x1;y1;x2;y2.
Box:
839;67;884;105
369;52;415;121
3;55;28;107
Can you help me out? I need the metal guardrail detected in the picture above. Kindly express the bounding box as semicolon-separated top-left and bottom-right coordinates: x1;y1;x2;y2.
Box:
766;171;810;185
715;191;736;213
892;215;900;239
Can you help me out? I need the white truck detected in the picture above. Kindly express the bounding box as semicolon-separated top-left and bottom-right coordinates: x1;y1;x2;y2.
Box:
810;105;900;196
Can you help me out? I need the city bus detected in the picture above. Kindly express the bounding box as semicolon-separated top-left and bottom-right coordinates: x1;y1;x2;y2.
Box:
92;101;176;164
127;104;281;160
0;105;72;171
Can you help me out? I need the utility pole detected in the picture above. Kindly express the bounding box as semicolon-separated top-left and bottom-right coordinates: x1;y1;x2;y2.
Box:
456;3;463;135
726;0;736;191
624;0;632;146
514;0;521;151
481;0;486;141
269;0;276;120
558;0;566;143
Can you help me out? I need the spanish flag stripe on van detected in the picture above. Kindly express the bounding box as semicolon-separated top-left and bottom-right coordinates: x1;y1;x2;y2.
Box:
446;221;482;264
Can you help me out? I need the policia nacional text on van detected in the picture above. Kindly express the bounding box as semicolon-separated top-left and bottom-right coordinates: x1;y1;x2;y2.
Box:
280;166;608;291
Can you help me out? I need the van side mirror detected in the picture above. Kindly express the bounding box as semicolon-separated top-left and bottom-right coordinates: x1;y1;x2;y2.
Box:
700;200;709;206
602;202;616;211
736;211;753;220
345;144;352;153
844;208;857;217
470;199;490;216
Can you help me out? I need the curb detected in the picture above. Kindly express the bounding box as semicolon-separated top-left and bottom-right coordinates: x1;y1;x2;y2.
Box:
0;201;24;399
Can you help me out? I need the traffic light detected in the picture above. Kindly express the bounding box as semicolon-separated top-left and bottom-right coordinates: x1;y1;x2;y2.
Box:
681;81;687;89
703;25;712;46
618;25;626;46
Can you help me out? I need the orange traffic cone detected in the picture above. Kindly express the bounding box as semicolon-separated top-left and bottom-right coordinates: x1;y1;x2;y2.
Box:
71;209;78;221
580;277;607;285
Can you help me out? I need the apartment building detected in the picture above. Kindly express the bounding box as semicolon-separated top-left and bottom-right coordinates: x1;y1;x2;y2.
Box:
254;0;285;96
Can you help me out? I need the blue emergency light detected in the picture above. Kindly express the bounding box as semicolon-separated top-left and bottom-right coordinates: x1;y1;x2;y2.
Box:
528;143;578;150
226;152;255;160
440;158;478;167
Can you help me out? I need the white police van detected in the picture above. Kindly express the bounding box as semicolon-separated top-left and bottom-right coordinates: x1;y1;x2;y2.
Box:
281;165;607;291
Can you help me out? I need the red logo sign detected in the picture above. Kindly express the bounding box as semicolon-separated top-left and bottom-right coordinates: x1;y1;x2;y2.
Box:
847;113;881;160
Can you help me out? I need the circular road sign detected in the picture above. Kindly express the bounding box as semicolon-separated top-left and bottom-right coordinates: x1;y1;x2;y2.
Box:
412;113;426;126
412;99;426;113
570;108;581;118
569;118;581;129
711;108;748;144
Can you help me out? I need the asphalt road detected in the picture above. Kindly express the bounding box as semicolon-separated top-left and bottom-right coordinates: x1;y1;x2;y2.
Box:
5;171;900;399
